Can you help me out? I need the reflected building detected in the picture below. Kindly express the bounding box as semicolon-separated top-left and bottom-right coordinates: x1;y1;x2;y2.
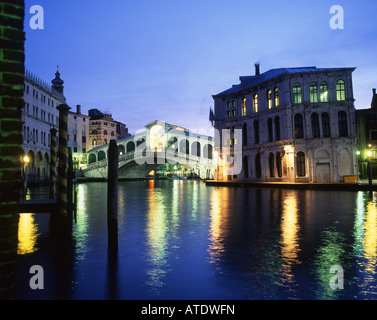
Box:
212;65;358;183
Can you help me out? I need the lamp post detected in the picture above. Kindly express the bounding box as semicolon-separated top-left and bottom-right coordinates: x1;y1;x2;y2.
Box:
23;155;30;197
367;150;372;187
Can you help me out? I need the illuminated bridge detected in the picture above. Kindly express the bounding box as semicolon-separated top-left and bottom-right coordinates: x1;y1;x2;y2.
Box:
82;121;214;180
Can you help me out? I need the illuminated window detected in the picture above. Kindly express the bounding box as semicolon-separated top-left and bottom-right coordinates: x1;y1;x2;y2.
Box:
253;94;258;113
320;81;328;102
227;101;231;108
311;112;320;138
150;125;164;151
242;98;247;116
338;111;348;137
227;111;231;118
322;112;330;137
296;152;306;177
310;82;318;103
293;83;302;104
336;80;346;101
294;113;304;139
267;90;272;109
274;87;279;107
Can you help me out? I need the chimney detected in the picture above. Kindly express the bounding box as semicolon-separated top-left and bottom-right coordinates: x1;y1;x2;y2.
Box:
255;63;260;76
372;89;377;109
76;104;81;114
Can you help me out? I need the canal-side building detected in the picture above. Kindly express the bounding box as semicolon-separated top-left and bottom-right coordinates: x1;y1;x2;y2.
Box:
88;108;131;151
21;70;66;180
356;88;377;178
68;104;90;170
212;64;358;183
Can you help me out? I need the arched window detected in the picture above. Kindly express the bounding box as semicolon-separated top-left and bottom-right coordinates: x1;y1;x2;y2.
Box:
320;81;328;102
311;112;320;138
104;130;107;135
92;139;97;147
269;153;275;178
243;156;249;179
293;83;302;104
336;80;346;101
275;116;281;141
322;112;330;137
242;123;248;146
242;98;247;116
267;90;272;109
92;129;97;135
267;118;273;142
98;151;106;162
255;153;262;179
254;120;259;144
310;82;318;103
276;153;283;178
338;111;348;137
111;131;115;137
274;87;279;107
294;113;304;139
296;152;306;177
253;94;258;113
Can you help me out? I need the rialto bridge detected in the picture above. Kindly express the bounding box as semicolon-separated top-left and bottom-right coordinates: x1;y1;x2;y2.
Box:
82;121;214;180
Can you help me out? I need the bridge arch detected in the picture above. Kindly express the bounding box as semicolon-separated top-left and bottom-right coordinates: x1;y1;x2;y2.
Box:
88;153;96;164
127;141;135;152
118;144;125;155
203;144;213;159
180;139;189;155
191;141;201;157
98;150;106;162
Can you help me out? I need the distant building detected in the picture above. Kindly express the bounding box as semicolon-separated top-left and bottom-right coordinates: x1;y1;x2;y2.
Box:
356;88;377;178
21;70;66;180
68;105;90;170
88;108;130;150
212;64;358;183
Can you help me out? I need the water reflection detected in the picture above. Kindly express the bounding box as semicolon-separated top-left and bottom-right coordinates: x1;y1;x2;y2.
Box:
17;213;40;255
278;193;301;292
356;192;377;298
208;187;229;264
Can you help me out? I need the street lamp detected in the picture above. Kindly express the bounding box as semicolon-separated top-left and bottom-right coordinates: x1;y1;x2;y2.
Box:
23;155;30;196
367;150;372;187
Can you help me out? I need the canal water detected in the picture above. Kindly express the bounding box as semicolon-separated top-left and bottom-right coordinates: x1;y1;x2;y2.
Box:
15;181;377;300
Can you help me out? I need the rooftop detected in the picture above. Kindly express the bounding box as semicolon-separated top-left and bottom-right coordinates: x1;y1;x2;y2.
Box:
213;66;356;97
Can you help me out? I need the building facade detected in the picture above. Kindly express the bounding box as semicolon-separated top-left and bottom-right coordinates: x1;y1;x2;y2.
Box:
21;70;66;180
68;104;90;170
212;65;358;183
88;108;131;150
356;88;377;178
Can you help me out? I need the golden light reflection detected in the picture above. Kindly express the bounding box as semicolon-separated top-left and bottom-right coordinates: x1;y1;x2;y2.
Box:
146;180;169;291
208;187;229;264
279;193;301;286
18;213;40;255
360;199;377;294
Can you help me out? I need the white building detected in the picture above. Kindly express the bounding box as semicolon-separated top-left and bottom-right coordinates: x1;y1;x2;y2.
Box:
68;104;90;170
212;65;358;183
21;70;66;180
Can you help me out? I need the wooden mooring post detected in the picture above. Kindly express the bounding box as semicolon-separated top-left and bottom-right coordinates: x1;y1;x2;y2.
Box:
107;140;119;250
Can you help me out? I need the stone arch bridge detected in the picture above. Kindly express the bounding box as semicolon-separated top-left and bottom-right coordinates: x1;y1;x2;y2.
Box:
82;121;214;180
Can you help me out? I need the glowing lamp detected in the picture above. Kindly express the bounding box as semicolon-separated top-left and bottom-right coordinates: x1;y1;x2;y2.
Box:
367;150;372;158
23;156;30;163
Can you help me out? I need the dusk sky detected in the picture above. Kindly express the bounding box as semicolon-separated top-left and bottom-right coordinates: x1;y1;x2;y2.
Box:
24;0;377;135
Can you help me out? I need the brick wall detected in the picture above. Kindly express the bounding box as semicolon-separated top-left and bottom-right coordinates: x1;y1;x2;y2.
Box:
0;0;25;299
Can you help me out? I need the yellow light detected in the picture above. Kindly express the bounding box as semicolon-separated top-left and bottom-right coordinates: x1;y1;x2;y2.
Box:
23;156;30;163
284;145;294;153
367;151;372;157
